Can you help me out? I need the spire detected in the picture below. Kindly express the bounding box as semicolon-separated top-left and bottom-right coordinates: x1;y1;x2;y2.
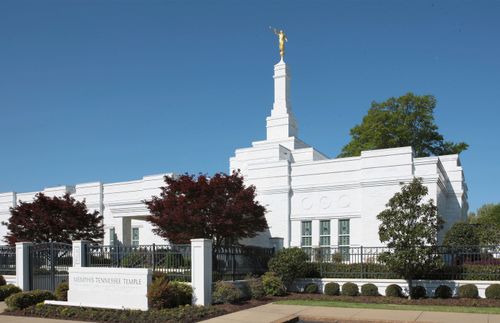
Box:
266;60;298;140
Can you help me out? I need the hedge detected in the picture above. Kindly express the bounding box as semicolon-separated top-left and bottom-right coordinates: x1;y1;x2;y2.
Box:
310;263;399;279
305;262;500;281
0;284;21;301
324;282;340;296
5;290;56;310
458;284;479;298
485;284;500;299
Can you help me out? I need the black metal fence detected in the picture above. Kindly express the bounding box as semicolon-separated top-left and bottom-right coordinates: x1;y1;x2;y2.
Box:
0;245;16;276
307;245;500;280
86;244;191;282
213;245;275;281
29;242;72;292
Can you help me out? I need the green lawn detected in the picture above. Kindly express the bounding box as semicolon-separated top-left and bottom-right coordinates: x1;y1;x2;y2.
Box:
275;300;500;315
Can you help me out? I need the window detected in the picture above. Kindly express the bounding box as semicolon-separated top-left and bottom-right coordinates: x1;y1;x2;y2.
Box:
132;227;140;246
319;220;330;246
338;219;350;261
301;221;312;256
319;220;331;260
109;227;116;246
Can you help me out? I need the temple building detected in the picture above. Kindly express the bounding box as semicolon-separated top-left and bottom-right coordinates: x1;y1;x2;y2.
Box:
231;58;468;249
0;57;468;248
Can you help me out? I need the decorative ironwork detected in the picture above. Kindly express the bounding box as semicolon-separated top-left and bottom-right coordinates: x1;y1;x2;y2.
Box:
86;244;191;282
29;242;72;292
213;245;275;281
306;245;500;280
0;245;16;276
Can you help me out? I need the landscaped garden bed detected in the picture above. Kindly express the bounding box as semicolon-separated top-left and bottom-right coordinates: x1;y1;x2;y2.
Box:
3;304;228;323
4;292;500;322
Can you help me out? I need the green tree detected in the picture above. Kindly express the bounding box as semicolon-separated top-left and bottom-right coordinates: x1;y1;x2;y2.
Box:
377;177;443;298
443;222;480;247
468;203;500;245
338;93;468;158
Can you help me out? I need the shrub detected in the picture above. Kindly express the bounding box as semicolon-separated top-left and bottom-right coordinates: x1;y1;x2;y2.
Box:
5;290;56;310
212;281;241;304
246;277;265;300
361;283;379;296
324;282;340;296
461;264;500;281
313;262;400;279
458;284;479;298
268;248;309;287
410;285;427;299
385;284;403;298
152;271;169;282
0;275;6;286
304;283;319;294
304;262;321;278
19;303;225;322
147;276;192;309
55;282;69;301
0;284;21;301
262;272;286;296
485;284;500;299
341;282;359;296
434;285;452;299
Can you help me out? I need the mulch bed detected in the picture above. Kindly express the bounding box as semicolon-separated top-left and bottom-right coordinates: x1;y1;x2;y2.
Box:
2;294;500;322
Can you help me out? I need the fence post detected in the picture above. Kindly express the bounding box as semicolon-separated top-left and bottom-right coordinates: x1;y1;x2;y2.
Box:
15;242;32;291
232;247;236;281
72;240;89;268
152;243;156;273
190;238;212;306
360;246;364;279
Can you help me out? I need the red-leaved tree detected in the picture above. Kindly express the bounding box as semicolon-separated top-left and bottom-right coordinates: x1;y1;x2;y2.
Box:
3;193;104;245
145;172;268;248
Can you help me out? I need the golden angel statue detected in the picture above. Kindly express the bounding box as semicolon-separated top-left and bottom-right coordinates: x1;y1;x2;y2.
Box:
270;27;287;59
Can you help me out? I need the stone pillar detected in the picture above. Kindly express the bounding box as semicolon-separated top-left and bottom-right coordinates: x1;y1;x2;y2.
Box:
16;242;32;291
190;238;212;306
116;217;132;246
72;240;89;267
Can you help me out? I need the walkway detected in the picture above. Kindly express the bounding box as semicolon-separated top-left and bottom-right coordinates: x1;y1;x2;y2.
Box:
201;303;500;323
1;302;500;323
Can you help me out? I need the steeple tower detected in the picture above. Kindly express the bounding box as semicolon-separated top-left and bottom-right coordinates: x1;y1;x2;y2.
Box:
266;59;298;140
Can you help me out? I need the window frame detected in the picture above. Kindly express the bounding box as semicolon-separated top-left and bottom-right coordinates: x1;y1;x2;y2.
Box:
132;227;140;246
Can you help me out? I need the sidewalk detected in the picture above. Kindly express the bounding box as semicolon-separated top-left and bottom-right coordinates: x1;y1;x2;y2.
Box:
201;303;500;323
1;302;500;323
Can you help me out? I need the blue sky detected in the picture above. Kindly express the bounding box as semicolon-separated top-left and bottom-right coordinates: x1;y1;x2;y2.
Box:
0;0;498;212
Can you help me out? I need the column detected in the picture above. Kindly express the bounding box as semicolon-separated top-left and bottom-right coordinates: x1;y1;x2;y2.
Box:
116;217;132;246
16;242;32;291
190;238;212;306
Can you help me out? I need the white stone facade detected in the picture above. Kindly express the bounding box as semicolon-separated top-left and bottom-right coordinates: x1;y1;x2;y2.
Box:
0;59;468;248
0;175;169;246
230;60;468;248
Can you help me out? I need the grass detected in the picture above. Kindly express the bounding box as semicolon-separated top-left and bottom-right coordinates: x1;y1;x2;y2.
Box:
275;299;500;314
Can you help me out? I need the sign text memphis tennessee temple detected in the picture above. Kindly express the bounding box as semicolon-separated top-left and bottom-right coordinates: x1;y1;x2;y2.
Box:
0;47;468;250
